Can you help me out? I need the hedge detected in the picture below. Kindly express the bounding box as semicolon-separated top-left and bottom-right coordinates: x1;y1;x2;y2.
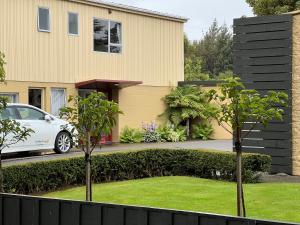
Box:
3;149;271;194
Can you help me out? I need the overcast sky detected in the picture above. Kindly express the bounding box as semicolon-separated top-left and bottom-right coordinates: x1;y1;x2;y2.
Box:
109;0;254;40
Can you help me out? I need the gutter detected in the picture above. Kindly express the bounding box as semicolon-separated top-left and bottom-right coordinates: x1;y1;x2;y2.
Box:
65;0;189;23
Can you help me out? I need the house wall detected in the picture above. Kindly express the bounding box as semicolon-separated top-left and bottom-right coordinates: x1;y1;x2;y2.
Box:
292;13;300;175
0;0;184;87
118;86;171;135
0;81;77;113
0;0;185;142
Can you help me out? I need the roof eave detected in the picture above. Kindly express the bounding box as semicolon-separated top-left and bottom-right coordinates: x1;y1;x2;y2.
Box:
66;0;189;23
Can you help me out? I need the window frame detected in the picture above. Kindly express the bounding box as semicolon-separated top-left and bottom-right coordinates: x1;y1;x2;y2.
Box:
93;17;122;54
38;6;51;33
0;92;19;103
50;88;67;117
68;12;79;36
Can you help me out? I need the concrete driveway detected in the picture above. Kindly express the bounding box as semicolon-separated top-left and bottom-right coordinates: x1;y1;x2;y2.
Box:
2;140;233;167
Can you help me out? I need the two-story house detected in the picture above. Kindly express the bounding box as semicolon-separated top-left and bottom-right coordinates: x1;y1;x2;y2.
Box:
0;0;187;142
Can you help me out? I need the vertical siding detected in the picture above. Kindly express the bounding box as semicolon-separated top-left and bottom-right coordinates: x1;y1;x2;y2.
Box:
0;0;184;87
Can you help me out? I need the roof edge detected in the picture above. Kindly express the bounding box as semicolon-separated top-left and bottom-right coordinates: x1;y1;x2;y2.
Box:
67;0;189;23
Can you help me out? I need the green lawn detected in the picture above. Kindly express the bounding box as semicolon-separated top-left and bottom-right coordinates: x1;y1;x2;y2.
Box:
44;176;300;223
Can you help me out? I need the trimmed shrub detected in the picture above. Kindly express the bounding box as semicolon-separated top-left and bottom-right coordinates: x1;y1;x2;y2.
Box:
3;149;271;194
120;126;143;143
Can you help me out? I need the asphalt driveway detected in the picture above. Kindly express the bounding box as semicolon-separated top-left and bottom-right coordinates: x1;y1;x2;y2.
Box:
2;140;233;167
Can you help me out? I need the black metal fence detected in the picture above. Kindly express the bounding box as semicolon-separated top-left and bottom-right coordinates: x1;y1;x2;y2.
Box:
233;14;293;174
0;193;298;225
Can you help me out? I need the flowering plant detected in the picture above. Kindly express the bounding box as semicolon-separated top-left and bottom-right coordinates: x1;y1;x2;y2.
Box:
141;122;161;143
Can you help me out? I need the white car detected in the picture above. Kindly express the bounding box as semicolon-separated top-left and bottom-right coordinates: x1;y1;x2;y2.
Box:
0;103;74;154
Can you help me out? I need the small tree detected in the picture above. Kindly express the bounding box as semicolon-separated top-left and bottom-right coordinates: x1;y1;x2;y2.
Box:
210;77;288;217
60;92;121;201
0;52;33;192
162;85;218;138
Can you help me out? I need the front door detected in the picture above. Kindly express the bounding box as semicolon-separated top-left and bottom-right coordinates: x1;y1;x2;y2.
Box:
29;88;44;109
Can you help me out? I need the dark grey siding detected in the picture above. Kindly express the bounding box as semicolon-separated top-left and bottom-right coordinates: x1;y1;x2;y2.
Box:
0;193;299;225
233;14;293;174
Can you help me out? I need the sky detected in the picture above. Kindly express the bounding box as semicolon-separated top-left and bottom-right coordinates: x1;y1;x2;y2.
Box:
109;0;254;40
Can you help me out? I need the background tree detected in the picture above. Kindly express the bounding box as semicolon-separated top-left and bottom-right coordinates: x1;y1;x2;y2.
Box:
184;21;233;80
184;34;196;59
60;92;121;201
246;0;300;15
162;85;218;138
0;52;33;192
184;57;210;81
210;77;288;217
195;20;233;77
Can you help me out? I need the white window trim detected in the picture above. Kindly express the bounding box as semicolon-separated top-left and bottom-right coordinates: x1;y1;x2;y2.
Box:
38;7;51;33
51;88;67;117
93;17;122;54
68;12;79;36
0;92;19;103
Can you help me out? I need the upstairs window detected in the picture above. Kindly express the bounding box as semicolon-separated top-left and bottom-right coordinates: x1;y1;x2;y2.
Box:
93;18;122;53
68;12;79;35
38;7;50;32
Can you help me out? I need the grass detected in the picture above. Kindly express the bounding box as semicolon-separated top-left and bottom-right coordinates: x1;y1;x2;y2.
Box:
44;176;300;223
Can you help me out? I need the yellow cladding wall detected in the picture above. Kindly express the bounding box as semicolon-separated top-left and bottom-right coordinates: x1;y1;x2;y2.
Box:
0;81;77;113
292;14;300;175
117;85;232;141
0;0;184;86
0;81;232;141
118;85;171;134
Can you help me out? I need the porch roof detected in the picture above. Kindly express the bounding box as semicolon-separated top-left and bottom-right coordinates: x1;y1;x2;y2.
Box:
75;79;143;90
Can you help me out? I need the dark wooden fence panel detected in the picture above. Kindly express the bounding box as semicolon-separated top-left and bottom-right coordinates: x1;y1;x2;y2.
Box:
233;14;293;174
0;193;299;225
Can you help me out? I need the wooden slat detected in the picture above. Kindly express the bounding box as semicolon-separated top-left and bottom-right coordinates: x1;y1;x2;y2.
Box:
242;131;291;140
1;193;299;225
240;73;291;82
234;64;291;74
233;31;291;42
234;56;291;66
234;48;291;58
233;14;292;26
241;147;292;157
243;123;290;132
271;164;292;174
271;156;293;165
234;39;291;50
244;81;291;90
234;21;292;34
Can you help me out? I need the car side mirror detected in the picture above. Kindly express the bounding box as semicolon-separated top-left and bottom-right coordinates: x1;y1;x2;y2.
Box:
45;115;52;122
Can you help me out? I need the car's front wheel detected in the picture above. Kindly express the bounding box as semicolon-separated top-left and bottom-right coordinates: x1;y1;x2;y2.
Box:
54;131;72;154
